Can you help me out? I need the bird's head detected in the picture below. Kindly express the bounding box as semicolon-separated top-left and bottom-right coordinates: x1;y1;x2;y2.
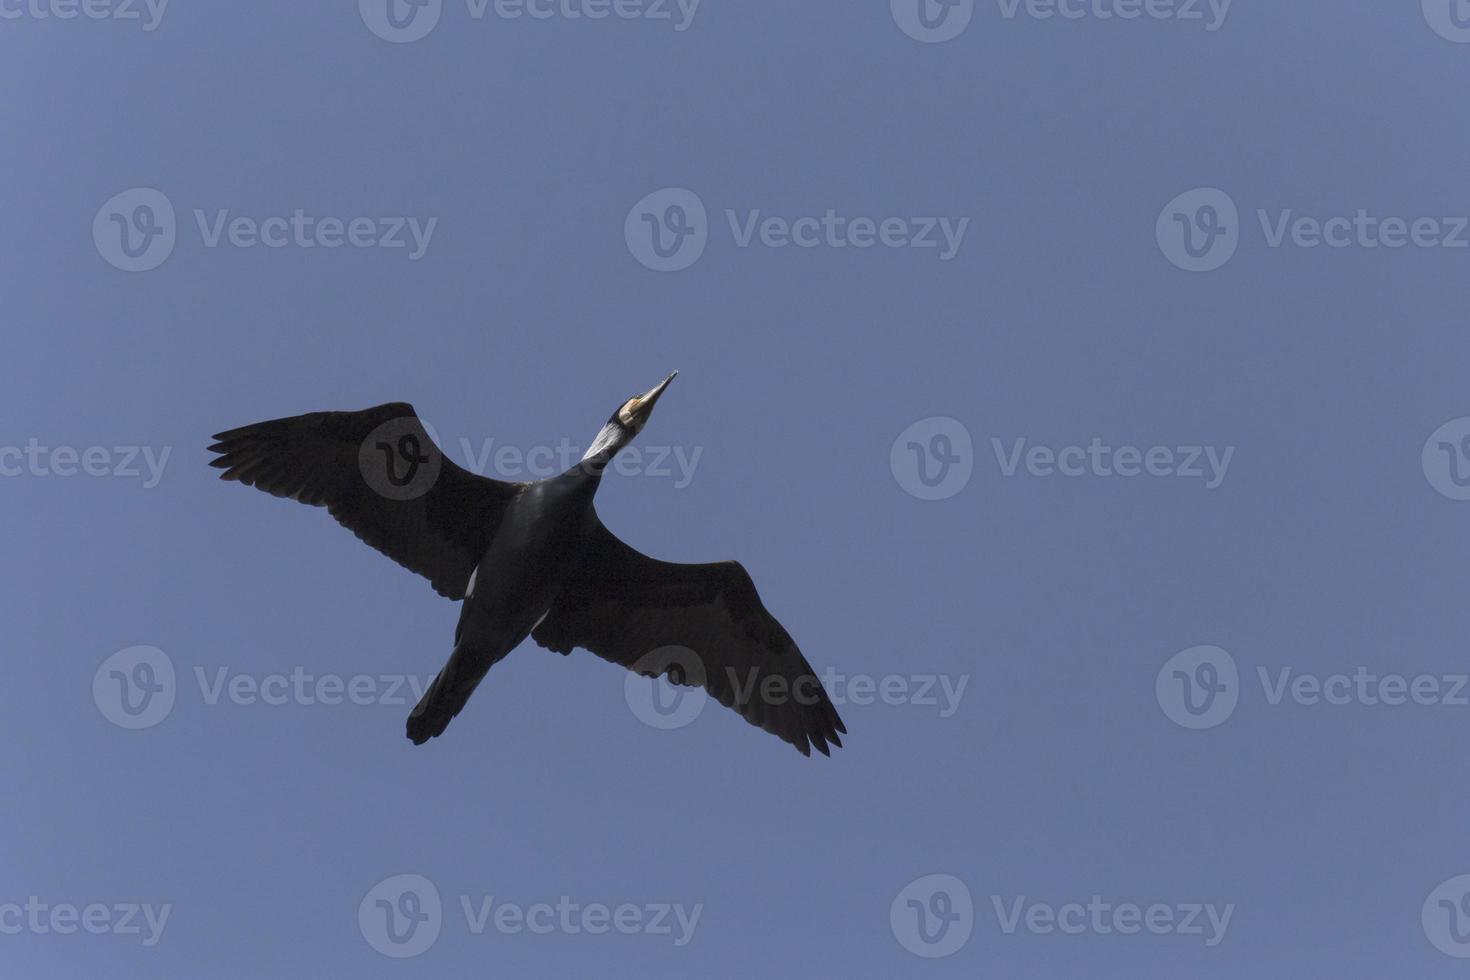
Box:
581;371;677;465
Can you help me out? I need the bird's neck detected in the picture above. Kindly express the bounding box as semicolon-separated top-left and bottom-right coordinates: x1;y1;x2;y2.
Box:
577;421;631;475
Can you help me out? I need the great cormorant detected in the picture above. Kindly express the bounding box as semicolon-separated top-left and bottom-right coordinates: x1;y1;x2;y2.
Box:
207;374;846;756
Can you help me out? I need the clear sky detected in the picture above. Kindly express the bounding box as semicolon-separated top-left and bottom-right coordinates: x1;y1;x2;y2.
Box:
4;1;1470;976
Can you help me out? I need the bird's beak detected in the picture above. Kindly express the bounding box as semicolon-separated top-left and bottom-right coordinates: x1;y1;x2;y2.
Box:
628;371;677;422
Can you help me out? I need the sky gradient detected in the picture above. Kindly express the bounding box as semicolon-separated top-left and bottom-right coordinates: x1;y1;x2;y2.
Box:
4;1;1470;976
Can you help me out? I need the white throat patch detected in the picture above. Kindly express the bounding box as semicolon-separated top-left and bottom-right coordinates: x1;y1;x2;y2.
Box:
582;421;627;462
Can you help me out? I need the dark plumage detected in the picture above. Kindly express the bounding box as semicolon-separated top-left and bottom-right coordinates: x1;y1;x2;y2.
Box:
207;375;846;756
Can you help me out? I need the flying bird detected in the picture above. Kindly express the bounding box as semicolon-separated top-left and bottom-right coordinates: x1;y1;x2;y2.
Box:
207;374;846;756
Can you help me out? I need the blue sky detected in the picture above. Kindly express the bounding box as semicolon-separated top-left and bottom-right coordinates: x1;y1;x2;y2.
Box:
4;1;1470;976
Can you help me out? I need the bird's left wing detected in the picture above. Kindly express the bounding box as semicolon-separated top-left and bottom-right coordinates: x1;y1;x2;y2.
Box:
208;403;522;600
533;515;847;757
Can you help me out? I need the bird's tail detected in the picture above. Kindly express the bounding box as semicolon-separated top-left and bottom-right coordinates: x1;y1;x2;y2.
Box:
406;674;460;745
407;642;499;745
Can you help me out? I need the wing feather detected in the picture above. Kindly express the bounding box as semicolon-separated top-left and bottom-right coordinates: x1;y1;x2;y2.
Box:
533;516;846;757
209;403;522;599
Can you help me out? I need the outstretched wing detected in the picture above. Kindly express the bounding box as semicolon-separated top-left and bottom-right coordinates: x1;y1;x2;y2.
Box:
533;516;846;757
208;403;522;599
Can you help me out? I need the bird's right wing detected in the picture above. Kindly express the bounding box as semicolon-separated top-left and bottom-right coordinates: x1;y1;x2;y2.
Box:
208;403;522;600
533;516;847;757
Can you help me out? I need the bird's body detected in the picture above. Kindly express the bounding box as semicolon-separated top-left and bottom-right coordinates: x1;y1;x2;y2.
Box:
416;467;599;743
208;374;847;756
